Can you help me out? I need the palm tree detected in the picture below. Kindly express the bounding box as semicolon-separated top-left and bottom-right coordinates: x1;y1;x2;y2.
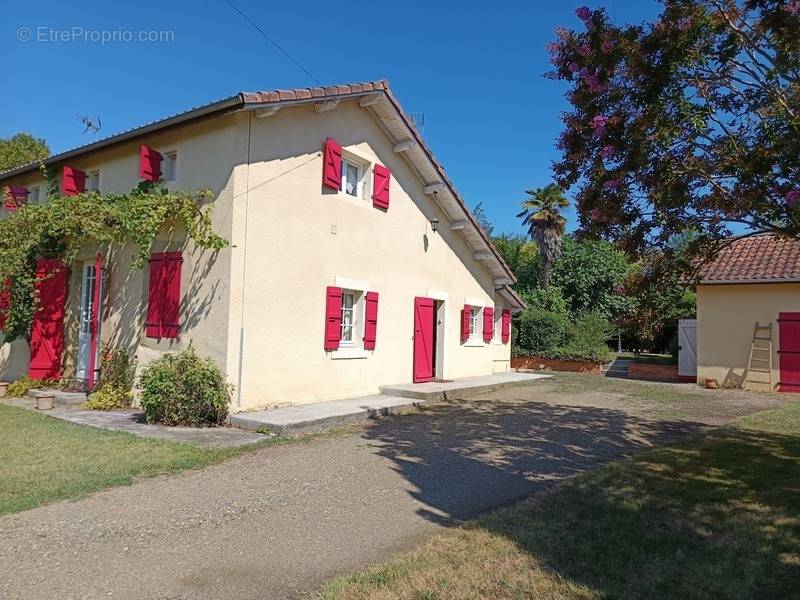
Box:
516;184;569;288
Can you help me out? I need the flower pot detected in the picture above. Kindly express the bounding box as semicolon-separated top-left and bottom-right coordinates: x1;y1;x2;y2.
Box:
0;382;8;398
36;395;55;410
705;378;718;390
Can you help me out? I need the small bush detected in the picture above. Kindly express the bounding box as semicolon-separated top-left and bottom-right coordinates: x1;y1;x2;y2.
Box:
138;347;231;427
85;386;131;411
513;310;569;356
520;286;568;314
513;308;611;362
85;344;135;411
6;376;62;398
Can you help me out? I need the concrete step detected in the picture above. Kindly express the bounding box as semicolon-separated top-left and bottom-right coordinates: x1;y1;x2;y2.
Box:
230;394;422;437
27;389;87;405
380;372;552;402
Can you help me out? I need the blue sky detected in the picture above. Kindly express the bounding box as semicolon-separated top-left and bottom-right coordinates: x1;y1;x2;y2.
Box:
2;0;659;236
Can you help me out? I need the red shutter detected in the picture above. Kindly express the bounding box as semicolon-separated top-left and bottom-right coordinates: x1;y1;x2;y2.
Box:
4;186;28;211
372;164;391;209
363;291;379;350
139;145;163;182
324;286;343;351
160;252;182;338
145;254;166;338
483;307;494;342
61;166;86;196
461;305;471;343
501;309;511;344
0;278;10;331
322;138;343;190
145;252;182;339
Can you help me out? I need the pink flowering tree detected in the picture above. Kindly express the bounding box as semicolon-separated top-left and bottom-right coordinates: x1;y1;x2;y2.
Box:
548;0;800;274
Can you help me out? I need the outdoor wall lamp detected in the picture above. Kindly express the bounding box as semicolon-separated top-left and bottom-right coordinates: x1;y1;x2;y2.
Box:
430;192;440;234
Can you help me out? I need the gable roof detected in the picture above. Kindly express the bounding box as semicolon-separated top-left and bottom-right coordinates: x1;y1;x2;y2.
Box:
0;80;522;307
697;233;800;284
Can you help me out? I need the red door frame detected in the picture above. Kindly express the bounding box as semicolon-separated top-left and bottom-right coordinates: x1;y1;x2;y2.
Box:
28;259;68;380
86;254;104;389
413;297;436;383
778;312;800;393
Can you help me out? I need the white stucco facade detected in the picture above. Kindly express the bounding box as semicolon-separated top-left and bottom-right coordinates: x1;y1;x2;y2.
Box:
0;82;522;411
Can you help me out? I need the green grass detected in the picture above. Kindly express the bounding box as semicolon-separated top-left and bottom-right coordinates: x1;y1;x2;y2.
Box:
610;351;677;366
319;402;800;600
0;404;268;516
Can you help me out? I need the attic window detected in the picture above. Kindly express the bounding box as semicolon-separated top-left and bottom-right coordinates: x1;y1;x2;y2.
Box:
162;151;177;182
342;157;364;198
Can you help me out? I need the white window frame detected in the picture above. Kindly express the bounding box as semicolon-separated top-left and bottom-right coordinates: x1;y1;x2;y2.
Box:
331;277;370;359
340;290;359;347
341;156;364;199
162;150;177;182
465;306;485;347
493;308;503;344
86;170;100;192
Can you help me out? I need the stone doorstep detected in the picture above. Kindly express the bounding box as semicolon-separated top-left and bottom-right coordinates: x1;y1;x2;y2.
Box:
230;395;423;437
230;372;553;437
26;389;88;405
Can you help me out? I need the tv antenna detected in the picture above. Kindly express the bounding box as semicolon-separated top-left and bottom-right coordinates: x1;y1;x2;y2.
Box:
410;112;425;133
76;113;102;137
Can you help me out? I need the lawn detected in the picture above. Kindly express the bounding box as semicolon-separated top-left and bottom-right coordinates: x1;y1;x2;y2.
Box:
320;402;800;599
0;403;263;516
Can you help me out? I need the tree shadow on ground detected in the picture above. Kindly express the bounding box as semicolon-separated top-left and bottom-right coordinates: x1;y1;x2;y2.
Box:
364;398;708;524
364;399;800;598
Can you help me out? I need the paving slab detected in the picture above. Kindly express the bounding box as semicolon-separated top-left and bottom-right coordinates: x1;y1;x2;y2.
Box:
230;394;421;436
380;371;553;401
3;398;264;448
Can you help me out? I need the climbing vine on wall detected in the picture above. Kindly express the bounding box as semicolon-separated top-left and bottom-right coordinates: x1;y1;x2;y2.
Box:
0;173;228;342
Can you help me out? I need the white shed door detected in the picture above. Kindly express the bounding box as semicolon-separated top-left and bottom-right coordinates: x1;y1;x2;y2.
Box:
678;319;697;377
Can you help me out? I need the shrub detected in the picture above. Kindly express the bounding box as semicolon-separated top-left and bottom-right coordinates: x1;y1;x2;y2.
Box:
6;376;62;397
84;385;131;411
138;347;231;427
520;286;568;314
513;310;569;356
85;344;135;411
513;308;611;362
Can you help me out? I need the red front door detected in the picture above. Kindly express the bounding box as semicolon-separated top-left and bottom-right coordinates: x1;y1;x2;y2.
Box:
28;259;68;380
779;312;800;393
413;297;435;383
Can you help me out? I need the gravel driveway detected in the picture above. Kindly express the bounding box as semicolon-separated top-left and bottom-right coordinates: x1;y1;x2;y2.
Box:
0;377;786;600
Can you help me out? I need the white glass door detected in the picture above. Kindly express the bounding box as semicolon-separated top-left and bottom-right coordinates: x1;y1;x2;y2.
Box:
76;264;96;383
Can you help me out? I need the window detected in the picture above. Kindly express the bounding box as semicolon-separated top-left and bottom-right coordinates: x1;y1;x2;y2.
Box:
341;158;363;198
340;290;360;345
469;307;481;340
162;151;177;181
494;309;503;341
86;170;100;192
28;186;40;203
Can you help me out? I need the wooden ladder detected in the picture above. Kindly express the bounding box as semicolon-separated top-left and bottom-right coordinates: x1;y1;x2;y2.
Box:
745;322;773;391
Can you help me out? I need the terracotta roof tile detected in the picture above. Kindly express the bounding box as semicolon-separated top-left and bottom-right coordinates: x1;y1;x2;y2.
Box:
698;234;800;283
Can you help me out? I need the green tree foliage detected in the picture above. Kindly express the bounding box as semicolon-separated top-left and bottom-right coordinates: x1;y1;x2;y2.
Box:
547;1;800;270
551;236;631;319
0;179;227;342
516;184;569;287
494;234;631;320
0;134;49;172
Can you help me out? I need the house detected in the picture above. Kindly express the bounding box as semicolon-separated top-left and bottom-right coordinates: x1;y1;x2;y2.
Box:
0;80;525;411
694;233;800;392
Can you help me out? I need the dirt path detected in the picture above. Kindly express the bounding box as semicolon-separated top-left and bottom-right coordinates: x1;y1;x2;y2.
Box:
0;377;789;600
